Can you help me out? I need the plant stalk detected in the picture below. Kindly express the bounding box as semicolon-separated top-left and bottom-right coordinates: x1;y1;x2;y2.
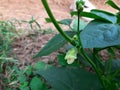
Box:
41;0;76;46
77;8;106;89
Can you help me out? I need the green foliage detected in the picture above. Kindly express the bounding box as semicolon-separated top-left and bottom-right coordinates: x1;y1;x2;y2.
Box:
57;54;68;66
81;20;120;48
105;59;120;82
90;9;117;23
1;0;120;90
34;31;75;58
30;76;47;90
58;19;72;26
15;62;48;90
0;20;17;56
106;0;120;11
0;18;42;90
33;61;52;70
34;0;120;90
35;66;102;90
72;18;87;31
71;9;117;23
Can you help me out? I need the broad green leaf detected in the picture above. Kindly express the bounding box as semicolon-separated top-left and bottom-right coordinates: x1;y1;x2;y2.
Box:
81;20;120;48
35;66;102;90
106;0;120;11
91;9;117;23
30;76;47;90
34;31;75;58
33;61;52;70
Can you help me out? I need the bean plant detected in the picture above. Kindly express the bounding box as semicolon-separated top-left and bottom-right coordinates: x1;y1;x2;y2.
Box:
34;0;120;90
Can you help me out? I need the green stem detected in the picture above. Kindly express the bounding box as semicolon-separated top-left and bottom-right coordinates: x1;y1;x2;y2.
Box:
76;10;98;76
77;11;81;46
41;0;76;46
93;49;104;70
81;48;106;89
77;10;106;89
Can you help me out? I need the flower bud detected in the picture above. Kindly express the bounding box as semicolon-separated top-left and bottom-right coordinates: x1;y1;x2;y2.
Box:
73;35;78;41
76;0;84;12
65;48;77;64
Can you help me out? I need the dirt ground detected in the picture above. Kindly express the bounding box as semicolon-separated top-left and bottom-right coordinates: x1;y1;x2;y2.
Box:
0;0;120;29
0;0;120;64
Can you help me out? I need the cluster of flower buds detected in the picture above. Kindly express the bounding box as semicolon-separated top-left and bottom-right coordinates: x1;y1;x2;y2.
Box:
76;0;85;12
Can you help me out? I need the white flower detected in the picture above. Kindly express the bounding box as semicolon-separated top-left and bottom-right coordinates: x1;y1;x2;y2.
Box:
65;48;77;64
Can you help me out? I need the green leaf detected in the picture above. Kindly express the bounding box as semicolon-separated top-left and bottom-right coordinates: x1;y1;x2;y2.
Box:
19;82;29;90
106;0;120;11
57;54;68;66
70;11;77;17
71;10;117;23
33;61;52;70
30;76;47;90
72;19;87;31
17;75;27;83
91;9;117;23
45;18;52;23
117;12;120;24
35;66;102;90
35;21;41;29
58;19;72;26
81;20;120;48
34;31;75;58
20;87;29;90
25;65;32;76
